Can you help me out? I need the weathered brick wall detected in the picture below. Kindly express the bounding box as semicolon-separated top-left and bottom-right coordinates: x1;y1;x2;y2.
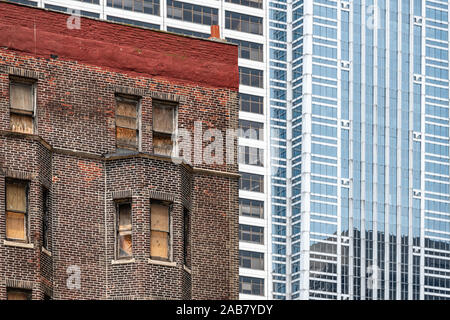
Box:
0;2;239;300
105;157;189;299
191;174;239;300
0;135;52;300
51;154;106;300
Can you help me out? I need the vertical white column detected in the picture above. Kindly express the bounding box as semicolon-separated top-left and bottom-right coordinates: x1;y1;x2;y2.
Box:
348;0;355;299
161;0;167;30
219;0;225;36
408;0;415;301
372;0;379;300
384;0;390;300
264;0;273;300
360;0;367;300
419;0;426;301
99;0;106;20
396;0;402;300
299;0;313;300
286;0;294;300
336;0;343;301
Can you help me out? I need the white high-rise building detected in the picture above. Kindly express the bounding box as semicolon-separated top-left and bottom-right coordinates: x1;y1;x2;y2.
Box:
11;0;277;299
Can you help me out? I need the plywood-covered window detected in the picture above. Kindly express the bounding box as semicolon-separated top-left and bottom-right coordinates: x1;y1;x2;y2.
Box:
7;288;32;300
116;96;139;151
5;180;28;242
150;201;171;260
9;78;35;134
116;202;132;259
152;101;177;156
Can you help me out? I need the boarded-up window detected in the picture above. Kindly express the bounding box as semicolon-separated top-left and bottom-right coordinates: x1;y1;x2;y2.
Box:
116;96;139;151
7;288;31;300
6;181;28;242
10;80;35;134
183;208;190;267
117;202;132;259
153;101;176;156
150;201;170;260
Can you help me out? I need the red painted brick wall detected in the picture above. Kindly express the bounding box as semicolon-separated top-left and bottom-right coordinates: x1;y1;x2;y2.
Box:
0;2;239;300
0;2;239;91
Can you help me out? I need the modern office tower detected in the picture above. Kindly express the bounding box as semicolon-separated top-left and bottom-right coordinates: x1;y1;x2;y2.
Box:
297;0;450;300
8;0;450;300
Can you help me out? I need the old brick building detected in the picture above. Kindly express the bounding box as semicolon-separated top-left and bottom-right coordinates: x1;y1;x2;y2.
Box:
0;2;239;300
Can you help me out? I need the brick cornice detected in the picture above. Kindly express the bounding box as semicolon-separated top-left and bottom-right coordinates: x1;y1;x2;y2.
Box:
192;167;240;179
111;190;133;200
148;190;176;202
5;279;34;290
150;91;186;103
0;131;239;179
4;65;41;79
0;130;52;150
113;85;146;97
4;168;35;181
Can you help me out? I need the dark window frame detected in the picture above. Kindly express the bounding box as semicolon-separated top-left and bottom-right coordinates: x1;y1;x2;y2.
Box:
238;119;264;140
226;38;264;62
239;276;264;296
107;15;160;29
9;77;36;135
225;11;263;35
239;93;264;114
42;187;49;250
225;0;263;9
183;208;190;267
7;288;32;300
152;100;178;157
239;224;264;244
238;146;264;167
239;172;264;193
239;67;264;88
167;0;218;26
115;94;140;152
239;198;264;219
115;200;133;260
239;250;264;270
150;199;172;261
167;26;209;38
107;0;160;16
74;0;99;4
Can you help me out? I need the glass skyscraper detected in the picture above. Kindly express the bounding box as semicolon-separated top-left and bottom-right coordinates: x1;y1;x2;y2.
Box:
298;0;450;300
10;0;450;299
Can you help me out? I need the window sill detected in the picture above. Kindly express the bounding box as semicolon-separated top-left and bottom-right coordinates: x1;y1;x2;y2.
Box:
5;129;35;136
3;240;34;249
148;259;177;267
183;265;192;274
41;247;52;257
111;258;135;265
